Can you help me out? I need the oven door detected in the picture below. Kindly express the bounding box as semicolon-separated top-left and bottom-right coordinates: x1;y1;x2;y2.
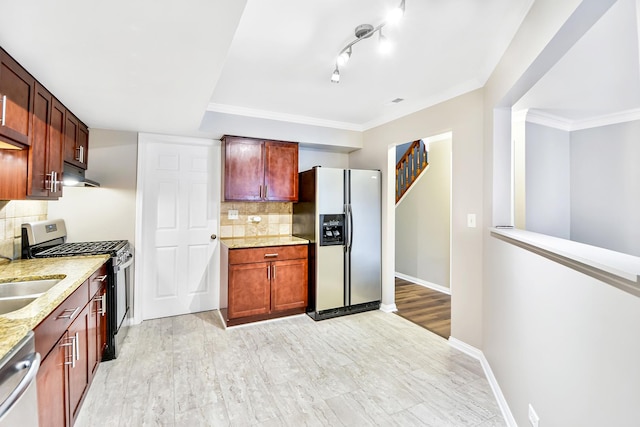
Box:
105;252;133;360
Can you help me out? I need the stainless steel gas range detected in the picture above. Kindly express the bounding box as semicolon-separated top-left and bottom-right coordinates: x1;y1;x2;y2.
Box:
21;219;133;360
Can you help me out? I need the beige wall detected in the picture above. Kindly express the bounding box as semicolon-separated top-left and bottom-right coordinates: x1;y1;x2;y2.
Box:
350;89;484;347
395;137;451;288
0;200;47;259
482;0;640;425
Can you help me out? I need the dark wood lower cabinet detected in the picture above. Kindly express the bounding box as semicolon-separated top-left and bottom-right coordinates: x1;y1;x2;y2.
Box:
67;304;90;425
222;244;308;326
36;333;70;427
35;263;107;427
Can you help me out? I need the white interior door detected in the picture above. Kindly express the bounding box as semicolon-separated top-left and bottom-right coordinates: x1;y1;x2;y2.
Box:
137;133;220;321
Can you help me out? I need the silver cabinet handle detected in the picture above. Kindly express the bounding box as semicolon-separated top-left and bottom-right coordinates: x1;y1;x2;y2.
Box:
264;253;278;258
95;275;108;282
60;336;76;368
94;293;106;316
75;145;85;163
75;332;80;361
264;185;268;198
259;185;263;198
54;171;58;193
0;351;40;419
56;306;80;320
273;265;276;279
47;172;55;192
0;95;5;127
267;265;270;280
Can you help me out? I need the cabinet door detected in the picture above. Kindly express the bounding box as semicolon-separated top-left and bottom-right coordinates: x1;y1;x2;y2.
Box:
37;332;70;427
88;290;100;378
89;283;107;378
224;137;264;201
67;303;90;424
63;112;79;166
264;141;298;201
77;122;89;169
271;258;308;312
28;82;52;198
228;262;271;318
48;98;65;198
98;284;108;360
0;48;34;147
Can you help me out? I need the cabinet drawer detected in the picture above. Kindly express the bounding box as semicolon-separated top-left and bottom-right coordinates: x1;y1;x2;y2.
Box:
229;245;308;265
88;263;108;297
34;279;89;359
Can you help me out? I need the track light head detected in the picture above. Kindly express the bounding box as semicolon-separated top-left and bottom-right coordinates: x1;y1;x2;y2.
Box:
337;47;352;67
386;0;406;24
331;66;340;83
378;29;392;54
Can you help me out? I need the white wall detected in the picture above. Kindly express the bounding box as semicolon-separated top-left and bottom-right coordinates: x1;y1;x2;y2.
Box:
48;129;138;244
350;89;484;347
298;146;349;172
570;120;640;256
525;122;570;239
395;137;451;288
483;0;640;425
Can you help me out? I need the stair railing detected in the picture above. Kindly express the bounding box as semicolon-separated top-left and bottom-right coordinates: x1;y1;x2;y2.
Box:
396;139;428;202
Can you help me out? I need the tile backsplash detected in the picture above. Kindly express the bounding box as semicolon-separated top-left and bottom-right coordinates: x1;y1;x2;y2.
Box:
220;202;292;239
0;201;48;259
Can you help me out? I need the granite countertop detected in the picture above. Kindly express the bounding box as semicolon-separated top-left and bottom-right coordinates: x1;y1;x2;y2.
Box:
221;235;309;249
0;255;110;359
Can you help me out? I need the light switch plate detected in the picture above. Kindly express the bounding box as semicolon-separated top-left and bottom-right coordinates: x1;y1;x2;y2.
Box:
467;213;476;228
228;209;239;220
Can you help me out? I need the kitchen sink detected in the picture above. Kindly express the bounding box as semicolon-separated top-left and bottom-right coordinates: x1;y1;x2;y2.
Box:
0;278;62;298
0;296;39;315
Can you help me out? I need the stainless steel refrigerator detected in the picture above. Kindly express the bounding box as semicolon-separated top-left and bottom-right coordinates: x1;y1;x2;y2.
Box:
293;167;381;320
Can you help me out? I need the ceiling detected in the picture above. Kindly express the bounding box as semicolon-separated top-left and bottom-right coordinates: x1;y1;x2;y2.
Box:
1;0;535;139
514;0;640;124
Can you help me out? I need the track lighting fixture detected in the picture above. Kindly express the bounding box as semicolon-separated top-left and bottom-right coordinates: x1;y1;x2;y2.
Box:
330;0;405;83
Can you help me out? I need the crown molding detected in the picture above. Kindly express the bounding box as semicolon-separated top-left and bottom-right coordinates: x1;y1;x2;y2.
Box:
516;108;640;131
570;107;640;131
206;103;364;132
522;109;572;131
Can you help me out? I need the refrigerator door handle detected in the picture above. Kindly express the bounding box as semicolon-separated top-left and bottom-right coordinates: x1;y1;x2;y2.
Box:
347;204;354;251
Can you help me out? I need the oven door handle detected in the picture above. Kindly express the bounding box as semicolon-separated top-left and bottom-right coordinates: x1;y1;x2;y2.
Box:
116;254;134;271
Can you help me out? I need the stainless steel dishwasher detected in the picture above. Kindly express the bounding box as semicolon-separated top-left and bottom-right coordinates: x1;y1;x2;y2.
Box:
0;331;40;427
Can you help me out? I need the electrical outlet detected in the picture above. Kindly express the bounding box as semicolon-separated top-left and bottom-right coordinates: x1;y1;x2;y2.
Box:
467;213;476;228
228;210;239;220
528;404;539;427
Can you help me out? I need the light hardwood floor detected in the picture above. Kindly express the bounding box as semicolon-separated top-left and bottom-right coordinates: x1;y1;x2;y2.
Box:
76;310;505;426
395;277;452;339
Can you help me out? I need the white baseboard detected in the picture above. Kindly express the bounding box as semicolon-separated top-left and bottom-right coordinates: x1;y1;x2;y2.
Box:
448;337;516;427
379;303;398;313
395;272;451;295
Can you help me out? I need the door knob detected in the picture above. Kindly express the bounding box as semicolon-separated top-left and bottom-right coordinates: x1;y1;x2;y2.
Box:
211;234;217;240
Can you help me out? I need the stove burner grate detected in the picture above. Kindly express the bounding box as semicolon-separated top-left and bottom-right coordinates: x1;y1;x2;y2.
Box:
35;240;127;257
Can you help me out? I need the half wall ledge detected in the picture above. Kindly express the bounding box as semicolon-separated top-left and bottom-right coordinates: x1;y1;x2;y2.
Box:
490;228;640;298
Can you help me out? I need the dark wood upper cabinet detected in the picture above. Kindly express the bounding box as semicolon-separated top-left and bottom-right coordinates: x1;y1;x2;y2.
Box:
0;48;34;148
264;140;298;201
64;112;89;169
223;136;264;201
27;82;64;199
0;45;88;200
222;135;298;202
